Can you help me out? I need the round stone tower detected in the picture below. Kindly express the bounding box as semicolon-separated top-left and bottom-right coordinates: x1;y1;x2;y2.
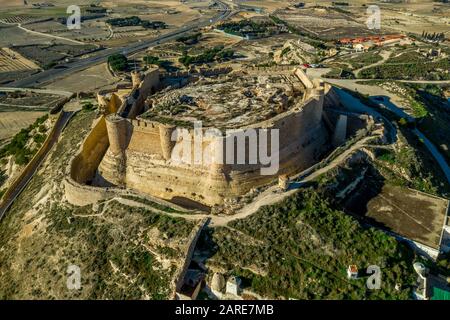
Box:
131;71;142;88
105;114;128;155
159;124;176;161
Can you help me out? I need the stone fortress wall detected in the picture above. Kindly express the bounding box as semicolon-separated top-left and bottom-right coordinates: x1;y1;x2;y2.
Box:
65;65;333;207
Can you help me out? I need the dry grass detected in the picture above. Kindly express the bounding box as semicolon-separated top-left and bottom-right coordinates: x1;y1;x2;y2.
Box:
0;111;45;140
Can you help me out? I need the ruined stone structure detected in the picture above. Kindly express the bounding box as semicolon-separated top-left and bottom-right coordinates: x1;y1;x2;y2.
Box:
65;65;333;207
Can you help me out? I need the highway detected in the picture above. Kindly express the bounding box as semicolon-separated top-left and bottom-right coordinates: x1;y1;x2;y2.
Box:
7;0;232;88
0;1;232;220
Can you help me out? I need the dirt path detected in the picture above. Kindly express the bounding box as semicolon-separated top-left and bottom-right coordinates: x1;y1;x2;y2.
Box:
354;50;392;77
210;134;382;227
16;23;85;45
108;130;384;228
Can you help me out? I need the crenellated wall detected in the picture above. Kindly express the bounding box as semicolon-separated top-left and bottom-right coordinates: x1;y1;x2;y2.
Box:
66;67;333;207
96;91;329;206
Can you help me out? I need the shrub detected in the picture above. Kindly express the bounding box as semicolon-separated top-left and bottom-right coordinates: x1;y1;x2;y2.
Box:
82;102;96;111
143;55;161;66
108;54;128;72
398;118;408;126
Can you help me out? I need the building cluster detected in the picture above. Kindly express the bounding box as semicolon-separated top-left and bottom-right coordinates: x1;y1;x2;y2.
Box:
418;48;446;60
337;34;407;51
211;273;242;299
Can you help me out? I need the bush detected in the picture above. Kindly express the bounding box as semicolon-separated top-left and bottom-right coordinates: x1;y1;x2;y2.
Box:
176;33;201;45
0;114;49;165
143;55;161;66
33;133;47;145
0;170;6;186
178;46;234;66
108;54;128;72
106;16;166;29
82;102;96;111
214;189;417;299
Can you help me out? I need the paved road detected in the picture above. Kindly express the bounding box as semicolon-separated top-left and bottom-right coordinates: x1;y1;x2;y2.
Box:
0;111;75;220
414;129;450;185
321;77;450;185
6;1;232;89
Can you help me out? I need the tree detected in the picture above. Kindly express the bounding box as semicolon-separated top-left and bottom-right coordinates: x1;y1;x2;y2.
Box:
108;54;128;72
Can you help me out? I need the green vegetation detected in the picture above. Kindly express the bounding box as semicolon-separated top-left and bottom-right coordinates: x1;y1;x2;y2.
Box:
108;54;128;72
0;111;195;299
143;55;177;71
179;46;234;66
359;81;428;118
177;33;201;45
0;114;49;166
324;67;355;79
349;52;383;70
106;16;166;29
81;102;97;112
411;84;450;163
0;170;6;192
143;55;161;66
374;138;444;195
218;19;276;38
204;189;415;299
387;51;427;64
436;252;450;277
43;62;57;70
421;31;446;43
280;47;291;57
121;195;185;214
359;58;450;81
342;87;448;196
32;133;47;145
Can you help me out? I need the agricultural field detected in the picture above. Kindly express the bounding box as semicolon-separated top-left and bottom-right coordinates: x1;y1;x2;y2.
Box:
274;6;379;41
12;44;98;69
303;0;450;35
0;0;217;48
359;54;450;81
0;90;63;141
44;62;118;92
0;47;40;73
0;47;40;84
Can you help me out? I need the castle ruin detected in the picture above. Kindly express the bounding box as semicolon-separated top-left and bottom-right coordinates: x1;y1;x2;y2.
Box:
65;66;336;208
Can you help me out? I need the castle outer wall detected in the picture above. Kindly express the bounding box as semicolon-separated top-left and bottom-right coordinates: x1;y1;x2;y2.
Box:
97;87;329;206
65;67;331;207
